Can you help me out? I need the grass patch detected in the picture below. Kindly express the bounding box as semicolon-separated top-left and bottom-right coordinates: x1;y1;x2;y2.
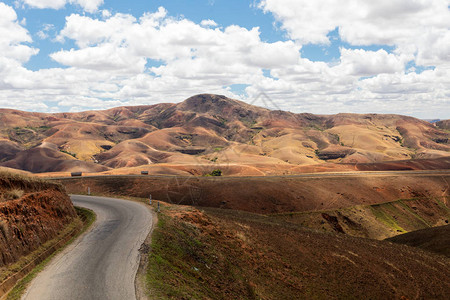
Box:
4;207;96;300
146;205;253;299
0;170;65;203
307;124;325;132
60;150;77;158
213;115;228;127
146;213;206;299
370;204;406;233
206;169;222;177
25;126;51;132
74;206;96;232
397;200;431;228
434;196;450;212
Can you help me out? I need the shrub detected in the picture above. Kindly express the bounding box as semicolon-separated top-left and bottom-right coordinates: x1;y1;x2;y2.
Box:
3;189;24;200
60;150;77;158
209;169;222;176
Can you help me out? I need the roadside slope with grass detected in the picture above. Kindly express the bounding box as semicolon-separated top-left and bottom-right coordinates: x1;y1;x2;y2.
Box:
147;203;450;299
4;207;95;300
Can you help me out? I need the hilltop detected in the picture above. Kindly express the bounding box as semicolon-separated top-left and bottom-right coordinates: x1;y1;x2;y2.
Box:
0;94;449;175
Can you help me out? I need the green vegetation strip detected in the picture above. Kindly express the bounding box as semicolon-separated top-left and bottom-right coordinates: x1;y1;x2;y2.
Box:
370;203;406;233
146;213;192;299
3;207;96;300
435;196;450;211
146;207;212;299
397;201;430;228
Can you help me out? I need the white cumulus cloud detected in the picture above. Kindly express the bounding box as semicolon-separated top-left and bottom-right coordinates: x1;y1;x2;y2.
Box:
0;3;38;62
336;49;406;76
201;19;218;27
22;0;103;13
22;0;66;10
0;4;449;118
258;0;450;67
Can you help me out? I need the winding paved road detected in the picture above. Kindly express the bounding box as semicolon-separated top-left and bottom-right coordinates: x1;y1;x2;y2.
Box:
22;195;153;300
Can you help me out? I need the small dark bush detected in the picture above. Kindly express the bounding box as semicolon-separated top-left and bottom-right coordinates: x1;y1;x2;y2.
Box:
209;169;222;176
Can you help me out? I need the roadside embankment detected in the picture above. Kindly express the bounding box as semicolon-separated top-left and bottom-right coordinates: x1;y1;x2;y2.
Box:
0;172;76;268
0;171;84;298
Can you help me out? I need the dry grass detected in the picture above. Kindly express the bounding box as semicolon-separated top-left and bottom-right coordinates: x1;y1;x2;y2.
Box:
1;189;24;201
0;169;63;201
0;220;8;238
0;169;46;185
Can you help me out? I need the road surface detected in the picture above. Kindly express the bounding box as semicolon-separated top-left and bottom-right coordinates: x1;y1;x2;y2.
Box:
22;195;153;300
50;169;450;181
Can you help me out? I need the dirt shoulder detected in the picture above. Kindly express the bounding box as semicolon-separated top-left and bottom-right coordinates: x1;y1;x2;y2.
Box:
135;204;158;300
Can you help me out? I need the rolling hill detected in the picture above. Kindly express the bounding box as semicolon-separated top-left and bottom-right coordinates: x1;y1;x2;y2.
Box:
0;94;449;174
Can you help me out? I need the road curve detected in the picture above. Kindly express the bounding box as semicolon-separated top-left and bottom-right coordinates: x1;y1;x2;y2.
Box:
22;195;153;300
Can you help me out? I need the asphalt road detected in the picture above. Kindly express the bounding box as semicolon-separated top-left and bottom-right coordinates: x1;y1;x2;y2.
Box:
51;169;450;181
22;195;153;300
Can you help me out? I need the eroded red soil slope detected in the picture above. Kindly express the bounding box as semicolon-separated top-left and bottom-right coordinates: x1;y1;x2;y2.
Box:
0;173;76;267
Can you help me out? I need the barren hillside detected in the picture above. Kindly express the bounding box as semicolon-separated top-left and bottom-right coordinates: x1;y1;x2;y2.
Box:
1;94;449;174
146;203;450;299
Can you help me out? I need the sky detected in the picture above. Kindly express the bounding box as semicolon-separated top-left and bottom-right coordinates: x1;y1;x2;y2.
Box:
0;0;449;118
